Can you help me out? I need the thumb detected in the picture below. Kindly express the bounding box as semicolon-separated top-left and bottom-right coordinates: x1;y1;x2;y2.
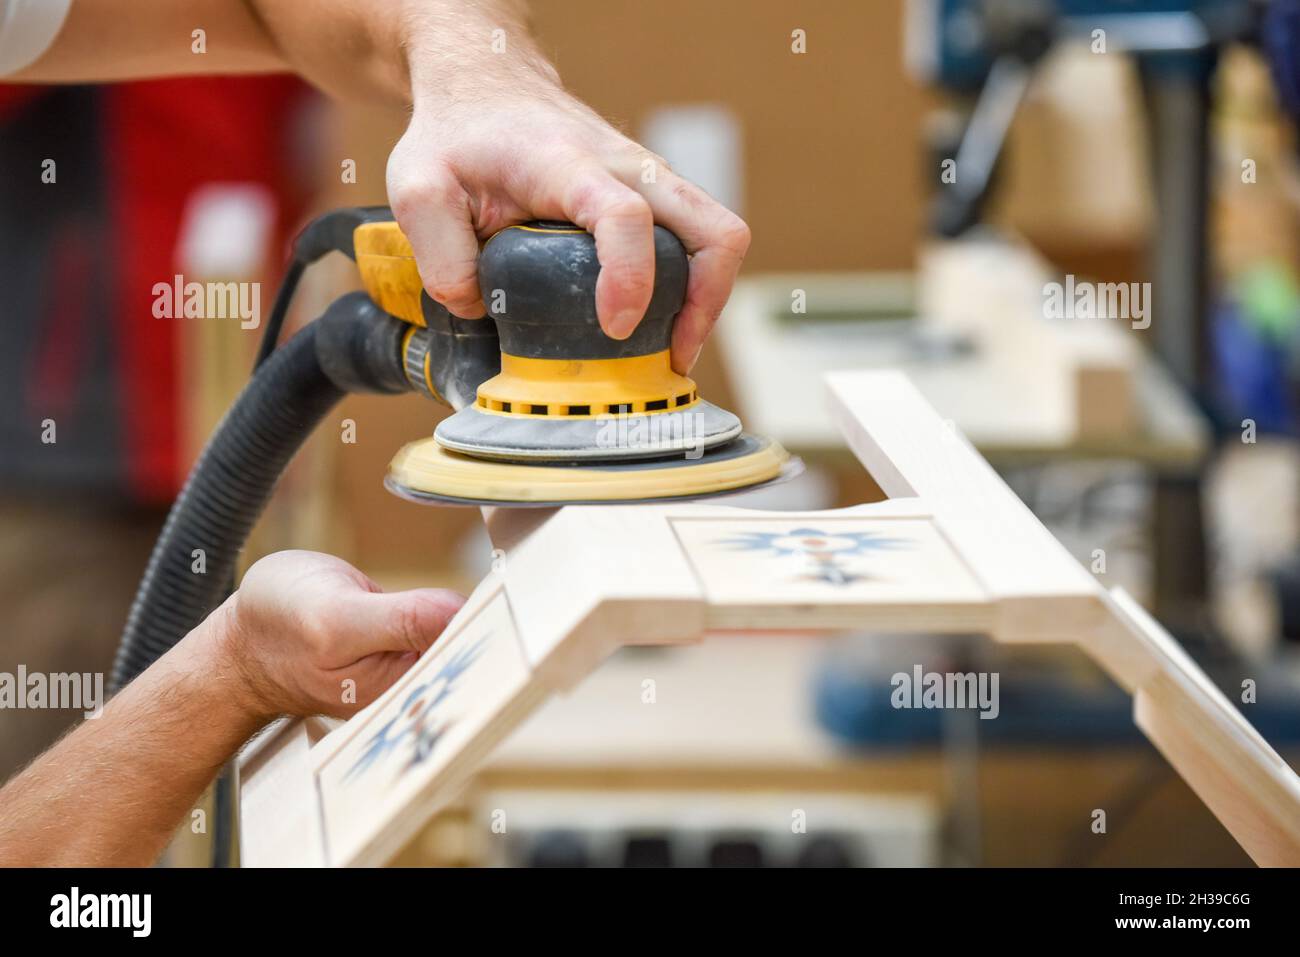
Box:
329;588;466;663
388;162;487;319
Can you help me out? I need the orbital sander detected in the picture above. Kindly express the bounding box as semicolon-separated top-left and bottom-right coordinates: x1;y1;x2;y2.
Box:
112;205;799;689
110;206;798;865
349;210;800;506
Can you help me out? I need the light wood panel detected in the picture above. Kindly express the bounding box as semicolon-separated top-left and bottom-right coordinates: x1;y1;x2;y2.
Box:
240;371;1300;867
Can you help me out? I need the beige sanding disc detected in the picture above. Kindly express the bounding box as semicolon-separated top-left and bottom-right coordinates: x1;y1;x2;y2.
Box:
386;434;800;506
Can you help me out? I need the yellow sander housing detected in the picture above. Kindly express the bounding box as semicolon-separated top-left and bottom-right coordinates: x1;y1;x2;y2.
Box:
354;215;801;506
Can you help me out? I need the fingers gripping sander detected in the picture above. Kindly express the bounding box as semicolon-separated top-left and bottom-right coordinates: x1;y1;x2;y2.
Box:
113;209;798;687
351;212;800;506
110;211;794;861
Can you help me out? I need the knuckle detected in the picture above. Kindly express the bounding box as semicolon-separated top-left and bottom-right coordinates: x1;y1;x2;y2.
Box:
390;172;462;216
563;176;606;222
641;148;672;173
715;213;752;257
605;194;653;226
620;148;672;181
392;602;429;655
387;180;421;218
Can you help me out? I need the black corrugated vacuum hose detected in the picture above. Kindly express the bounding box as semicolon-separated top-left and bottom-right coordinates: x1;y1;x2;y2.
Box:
109;208;413;869
109;290;412;692
252;206;396;371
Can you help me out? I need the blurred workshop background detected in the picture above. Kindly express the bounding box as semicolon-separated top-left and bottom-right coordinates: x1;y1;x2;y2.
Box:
3;0;1300;866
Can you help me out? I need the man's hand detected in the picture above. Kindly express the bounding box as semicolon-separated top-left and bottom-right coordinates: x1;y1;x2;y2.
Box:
0;550;464;865
10;0;753;373
388;86;752;374
217;551;465;723
384;3;751;375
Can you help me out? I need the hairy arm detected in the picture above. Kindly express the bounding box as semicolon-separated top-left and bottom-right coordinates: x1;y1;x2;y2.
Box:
10;0;749;371
11;0;541;117
0;552;463;867
0;611;261;866
8;0;284;82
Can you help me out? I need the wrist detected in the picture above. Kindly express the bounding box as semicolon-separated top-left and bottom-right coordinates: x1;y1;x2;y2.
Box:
184;599;279;735
402;2;562;113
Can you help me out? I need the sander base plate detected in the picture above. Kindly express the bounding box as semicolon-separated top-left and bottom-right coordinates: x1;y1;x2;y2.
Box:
386;433;802;507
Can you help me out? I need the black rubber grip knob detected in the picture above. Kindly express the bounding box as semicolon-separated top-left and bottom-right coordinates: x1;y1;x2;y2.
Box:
476;222;688;360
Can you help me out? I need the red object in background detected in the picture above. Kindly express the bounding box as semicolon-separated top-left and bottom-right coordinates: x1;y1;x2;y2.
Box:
104;77;313;501
0;85;42;120
0;76;314;502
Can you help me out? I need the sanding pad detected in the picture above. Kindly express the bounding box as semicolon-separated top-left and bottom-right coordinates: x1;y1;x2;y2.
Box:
434;401;743;462
386;433;802;507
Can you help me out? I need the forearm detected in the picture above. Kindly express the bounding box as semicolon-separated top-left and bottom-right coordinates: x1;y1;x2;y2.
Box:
8;0;284;82
11;0;560;109
0;605;263;867
249;0;560;108
401;0;561;105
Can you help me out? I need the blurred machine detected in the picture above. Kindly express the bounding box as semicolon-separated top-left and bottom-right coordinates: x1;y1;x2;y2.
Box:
915;0;1258;390
905;0;1267;637
907;0;1261;391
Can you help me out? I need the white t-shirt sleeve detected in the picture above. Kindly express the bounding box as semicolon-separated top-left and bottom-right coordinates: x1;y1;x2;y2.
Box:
0;0;73;75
